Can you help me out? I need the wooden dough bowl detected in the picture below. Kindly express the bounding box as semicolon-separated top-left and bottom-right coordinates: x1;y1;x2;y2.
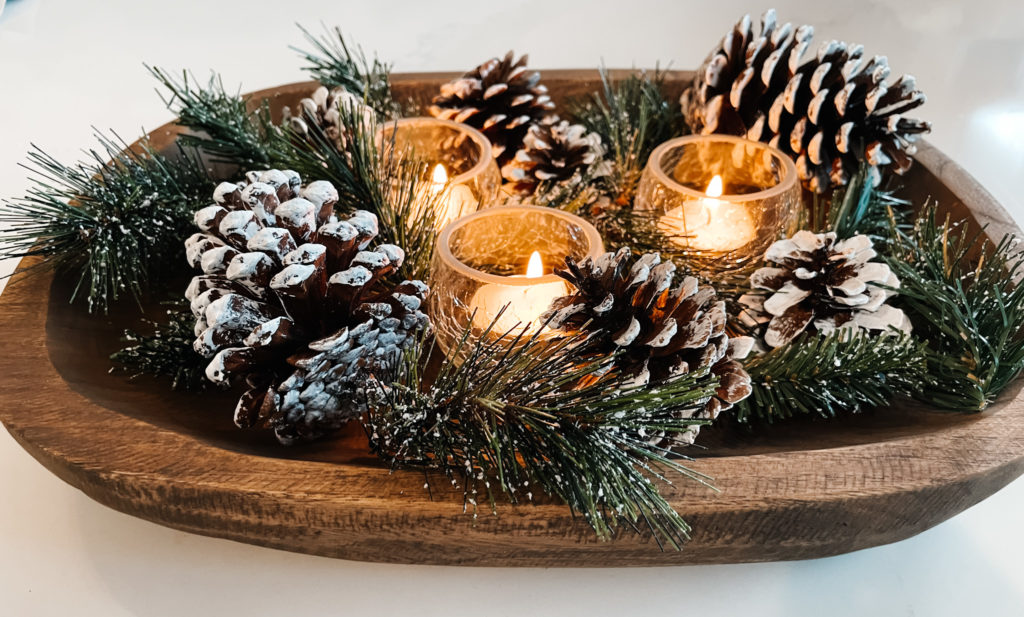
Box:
2;70;1022;567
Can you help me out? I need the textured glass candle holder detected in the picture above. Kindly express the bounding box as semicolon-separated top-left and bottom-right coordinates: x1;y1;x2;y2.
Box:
378;117;501;228
429;206;604;356
635;134;800;277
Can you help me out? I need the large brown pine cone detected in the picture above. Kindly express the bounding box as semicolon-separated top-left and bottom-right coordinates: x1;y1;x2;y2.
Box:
680;9;930;192
740;230;910;348
500;119;607;194
184;170;429;443
429;51;556;167
542;248;754;442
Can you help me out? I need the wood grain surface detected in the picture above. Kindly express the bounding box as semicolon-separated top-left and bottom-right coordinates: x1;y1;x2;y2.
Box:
1;70;1022;566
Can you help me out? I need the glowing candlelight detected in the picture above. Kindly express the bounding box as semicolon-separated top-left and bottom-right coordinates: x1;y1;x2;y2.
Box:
468;250;569;334
428;164;476;231
657;174;756;252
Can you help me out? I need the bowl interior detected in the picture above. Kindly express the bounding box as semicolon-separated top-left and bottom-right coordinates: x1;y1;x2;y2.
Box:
43;78;992;466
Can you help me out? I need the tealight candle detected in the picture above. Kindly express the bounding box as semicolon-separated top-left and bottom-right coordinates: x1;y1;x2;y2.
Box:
636;134;800;276
429;206;604;356
378;117;501;230
427;164;477;231
657;174;757;251
469;251;568;334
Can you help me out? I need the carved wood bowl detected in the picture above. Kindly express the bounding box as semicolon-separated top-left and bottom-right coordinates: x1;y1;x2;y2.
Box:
1;70;1022;566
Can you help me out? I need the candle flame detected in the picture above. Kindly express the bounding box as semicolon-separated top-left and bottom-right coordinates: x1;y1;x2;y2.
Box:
526;251;544;278
431;164;448;190
706;175;724;197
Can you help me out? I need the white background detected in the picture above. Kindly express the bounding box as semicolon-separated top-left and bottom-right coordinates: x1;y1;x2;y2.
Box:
1;0;1023;615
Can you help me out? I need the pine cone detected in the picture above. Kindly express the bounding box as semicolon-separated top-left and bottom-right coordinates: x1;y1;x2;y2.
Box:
543;248;754;441
500;119;606;194
429;51;556;167
184;170;429;444
742;230;909;347
282;86;375;151
680;9;931;192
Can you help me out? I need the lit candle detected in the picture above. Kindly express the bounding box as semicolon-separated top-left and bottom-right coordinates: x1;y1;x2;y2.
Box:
428;164;476;231
429;205;603;356
657;175;756;252
468;251;568;334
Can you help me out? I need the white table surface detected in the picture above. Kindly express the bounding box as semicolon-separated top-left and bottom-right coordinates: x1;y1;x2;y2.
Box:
1;0;1023;615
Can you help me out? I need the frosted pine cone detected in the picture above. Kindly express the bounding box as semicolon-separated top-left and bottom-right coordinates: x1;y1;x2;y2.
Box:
429;51;556;167
282;86;375;151
501;119;607;194
681;9;930;192
543;248;754;441
184;170;429;443
742;231;909;347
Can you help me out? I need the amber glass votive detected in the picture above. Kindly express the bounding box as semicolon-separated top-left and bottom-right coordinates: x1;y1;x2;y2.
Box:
377;117;501;229
635;134;800;276
429;206;604;355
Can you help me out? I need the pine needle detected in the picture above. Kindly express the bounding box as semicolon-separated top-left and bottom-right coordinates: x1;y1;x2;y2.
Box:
291;24;397;118
148;66;294;169
736;330;928;422
366;326;720;548
0;132;212;313
887;206;1024;411
568;66;682;207
110;301;208;391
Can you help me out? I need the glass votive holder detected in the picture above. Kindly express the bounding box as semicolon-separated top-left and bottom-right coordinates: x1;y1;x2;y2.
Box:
634;134;800;276
429;206;604;356
377;117;501;230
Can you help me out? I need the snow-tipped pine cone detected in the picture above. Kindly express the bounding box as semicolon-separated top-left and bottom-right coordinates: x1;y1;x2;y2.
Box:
429;51;556;167
680;9;930;192
542;248;754;443
184;170;429;443
282;86;375;151
741;230;909;347
500;119;607;194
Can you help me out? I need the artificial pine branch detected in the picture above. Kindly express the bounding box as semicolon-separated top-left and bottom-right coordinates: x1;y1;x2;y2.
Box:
0;132;212;313
736;330;928;422
569;66;682;207
366;326;720;547
887;207;1024;411
283;103;447;281
110;301;208;391
804;165;911;240
149;67;296;168
292;25;397;118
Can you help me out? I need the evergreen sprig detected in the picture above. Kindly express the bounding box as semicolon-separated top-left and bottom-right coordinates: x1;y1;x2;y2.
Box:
292;25;397;118
805;165;911;241
887;207;1024;411
111;302;208;391
366;325;720;548
0;132;212;313
736;330;928;422
282;103;446;281
569;66;682;207
149;67;293;169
